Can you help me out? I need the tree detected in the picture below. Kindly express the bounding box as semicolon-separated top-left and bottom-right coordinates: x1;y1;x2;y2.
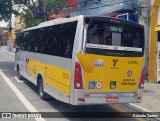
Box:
43;0;66;20
14;0;66;20
13;0;66;27
21;9;42;28
0;0;12;21
0;0;66;28
13;0;38;19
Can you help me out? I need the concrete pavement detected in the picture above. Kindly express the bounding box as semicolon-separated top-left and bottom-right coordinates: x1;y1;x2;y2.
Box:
0;46;15;55
129;82;160;112
0;75;29;112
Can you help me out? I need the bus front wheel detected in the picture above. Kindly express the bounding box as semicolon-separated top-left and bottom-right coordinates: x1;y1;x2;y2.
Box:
38;77;47;100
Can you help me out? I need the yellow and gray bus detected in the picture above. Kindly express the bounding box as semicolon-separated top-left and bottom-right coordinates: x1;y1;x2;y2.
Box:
15;15;145;105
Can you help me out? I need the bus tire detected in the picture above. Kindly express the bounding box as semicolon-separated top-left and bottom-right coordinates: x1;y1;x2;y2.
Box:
38;76;47;100
17;65;23;80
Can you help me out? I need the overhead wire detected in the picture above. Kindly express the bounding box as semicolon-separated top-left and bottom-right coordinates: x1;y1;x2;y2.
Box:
62;0;150;13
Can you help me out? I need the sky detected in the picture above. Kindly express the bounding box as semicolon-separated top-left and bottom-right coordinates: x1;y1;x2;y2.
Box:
0;4;21;28
0;14;15;28
0;21;8;27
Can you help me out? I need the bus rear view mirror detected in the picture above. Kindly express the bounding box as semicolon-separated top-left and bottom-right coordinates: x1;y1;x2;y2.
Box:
84;17;90;24
16;48;20;53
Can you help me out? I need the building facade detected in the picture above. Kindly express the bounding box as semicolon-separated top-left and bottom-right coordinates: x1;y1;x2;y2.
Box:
1;30;9;46
0;27;9;46
70;0;139;19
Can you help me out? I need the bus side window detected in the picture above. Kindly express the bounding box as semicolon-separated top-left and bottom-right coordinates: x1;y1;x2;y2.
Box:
64;39;72;58
44;21;77;58
63;22;77;58
27;30;36;52
35;29;45;53
45;26;56;55
18;32;23;48
20;31;29;51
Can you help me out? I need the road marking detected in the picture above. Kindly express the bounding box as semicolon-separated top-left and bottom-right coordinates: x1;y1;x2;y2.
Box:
14;76;25;83
129;103;151;112
0;69;46;121
129;103;160;121
110;104;145;121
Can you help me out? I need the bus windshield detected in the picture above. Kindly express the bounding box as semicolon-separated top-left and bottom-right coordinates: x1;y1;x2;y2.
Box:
86;18;144;57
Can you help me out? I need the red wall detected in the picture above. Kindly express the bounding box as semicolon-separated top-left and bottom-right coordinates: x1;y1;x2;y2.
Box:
65;0;77;10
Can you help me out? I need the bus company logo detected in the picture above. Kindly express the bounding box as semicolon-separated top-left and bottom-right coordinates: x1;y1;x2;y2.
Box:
94;60;104;68
127;69;132;77
113;59;118;66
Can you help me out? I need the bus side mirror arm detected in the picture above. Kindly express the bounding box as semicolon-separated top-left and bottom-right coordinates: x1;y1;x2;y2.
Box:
16;47;20;53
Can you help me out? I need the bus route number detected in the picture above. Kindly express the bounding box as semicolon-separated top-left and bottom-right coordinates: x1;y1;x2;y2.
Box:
110;26;123;33
128;61;138;65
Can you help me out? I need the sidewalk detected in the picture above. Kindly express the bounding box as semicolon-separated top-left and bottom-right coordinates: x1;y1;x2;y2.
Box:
129;82;160;112
0;46;15;56
0;47;160;113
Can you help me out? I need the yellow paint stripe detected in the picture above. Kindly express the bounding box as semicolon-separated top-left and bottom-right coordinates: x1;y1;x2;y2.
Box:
28;59;71;96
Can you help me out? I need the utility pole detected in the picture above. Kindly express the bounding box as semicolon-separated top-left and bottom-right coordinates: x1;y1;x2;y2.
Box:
37;0;45;21
139;0;150;80
8;0;13;52
9;0;12;32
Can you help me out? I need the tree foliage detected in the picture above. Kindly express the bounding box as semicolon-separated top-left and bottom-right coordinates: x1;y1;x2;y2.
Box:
13;0;66;27
21;9;42;28
0;0;12;21
0;0;66;27
43;0;66;14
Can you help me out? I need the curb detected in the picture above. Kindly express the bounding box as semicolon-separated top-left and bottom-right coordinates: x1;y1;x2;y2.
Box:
5;51;15;56
0;48;15;56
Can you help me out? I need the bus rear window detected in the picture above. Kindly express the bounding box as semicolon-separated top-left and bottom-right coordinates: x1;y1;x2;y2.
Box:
86;19;144;57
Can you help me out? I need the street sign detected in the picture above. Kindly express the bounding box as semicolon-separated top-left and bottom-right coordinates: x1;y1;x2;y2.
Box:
8;32;12;39
116;13;138;22
7;39;13;52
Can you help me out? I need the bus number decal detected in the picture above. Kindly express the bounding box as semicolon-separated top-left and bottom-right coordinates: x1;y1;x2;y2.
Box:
62;73;69;79
110;26;123;33
128;61;138;65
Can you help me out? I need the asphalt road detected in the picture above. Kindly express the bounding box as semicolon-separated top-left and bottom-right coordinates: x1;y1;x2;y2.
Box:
0;49;154;121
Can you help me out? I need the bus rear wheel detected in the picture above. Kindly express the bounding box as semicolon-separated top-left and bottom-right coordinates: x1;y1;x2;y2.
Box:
38;77;47;100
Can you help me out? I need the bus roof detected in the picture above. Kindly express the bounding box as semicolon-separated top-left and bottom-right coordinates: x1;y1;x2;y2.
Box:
22;15;143;32
22;15;83;32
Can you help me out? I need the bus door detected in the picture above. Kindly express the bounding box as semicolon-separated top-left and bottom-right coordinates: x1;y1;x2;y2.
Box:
156;31;160;83
19;31;31;76
76;17;145;93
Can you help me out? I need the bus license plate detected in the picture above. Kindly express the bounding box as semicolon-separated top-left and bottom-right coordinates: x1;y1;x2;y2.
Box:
106;97;119;102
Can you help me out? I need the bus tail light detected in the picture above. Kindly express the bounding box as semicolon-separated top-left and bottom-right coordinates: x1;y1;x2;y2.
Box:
74;62;83;89
139;67;145;89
